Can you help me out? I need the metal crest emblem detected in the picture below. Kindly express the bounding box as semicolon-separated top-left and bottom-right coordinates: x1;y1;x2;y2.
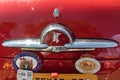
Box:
75;57;101;74
2;23;118;53
13;52;42;72
52;32;61;43
53;8;60;18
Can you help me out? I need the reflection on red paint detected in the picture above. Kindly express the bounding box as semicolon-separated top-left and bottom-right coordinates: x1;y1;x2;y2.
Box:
3;62;12;69
104;61;111;69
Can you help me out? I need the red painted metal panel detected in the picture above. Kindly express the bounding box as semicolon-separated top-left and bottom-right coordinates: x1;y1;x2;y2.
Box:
0;0;120;80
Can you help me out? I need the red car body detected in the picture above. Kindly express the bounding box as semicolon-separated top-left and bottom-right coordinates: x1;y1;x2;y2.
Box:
0;0;120;80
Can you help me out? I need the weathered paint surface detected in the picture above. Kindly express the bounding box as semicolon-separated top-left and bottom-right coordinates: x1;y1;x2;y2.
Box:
0;0;120;80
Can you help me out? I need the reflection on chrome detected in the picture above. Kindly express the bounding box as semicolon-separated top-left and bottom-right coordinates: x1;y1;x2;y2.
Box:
40;24;75;44
2;24;119;52
65;39;118;48
2;38;118;52
2;38;48;48
21;46;95;53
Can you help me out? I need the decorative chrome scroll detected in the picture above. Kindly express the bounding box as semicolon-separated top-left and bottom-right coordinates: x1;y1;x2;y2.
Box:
2;24;118;53
40;24;75;44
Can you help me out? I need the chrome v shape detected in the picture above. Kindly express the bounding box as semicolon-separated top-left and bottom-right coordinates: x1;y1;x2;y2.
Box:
2;38;118;52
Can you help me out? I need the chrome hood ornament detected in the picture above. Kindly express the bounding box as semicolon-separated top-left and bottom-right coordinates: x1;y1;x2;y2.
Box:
2;24;118;53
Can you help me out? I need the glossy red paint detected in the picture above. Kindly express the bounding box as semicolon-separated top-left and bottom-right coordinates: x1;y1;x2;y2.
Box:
0;0;120;80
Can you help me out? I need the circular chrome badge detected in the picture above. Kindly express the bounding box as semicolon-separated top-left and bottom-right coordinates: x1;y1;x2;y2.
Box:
75;57;101;74
13;52;42;72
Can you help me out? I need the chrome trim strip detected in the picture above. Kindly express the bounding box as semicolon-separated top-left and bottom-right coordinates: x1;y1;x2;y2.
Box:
21;46;95;52
2;23;118;52
40;24;74;43
65;39;118;48
2;38;118;52
2;38;48;48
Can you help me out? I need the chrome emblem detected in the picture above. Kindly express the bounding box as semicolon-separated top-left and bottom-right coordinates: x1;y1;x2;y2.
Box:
2;24;118;53
53;8;60;18
75;57;101;74
53;32;61;43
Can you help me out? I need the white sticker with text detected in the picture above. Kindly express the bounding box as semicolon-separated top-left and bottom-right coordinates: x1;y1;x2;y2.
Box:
17;69;33;80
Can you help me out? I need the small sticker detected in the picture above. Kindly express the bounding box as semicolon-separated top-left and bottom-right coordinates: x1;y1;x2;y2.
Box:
75;57;101;74
13;52;42;72
17;69;33;80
